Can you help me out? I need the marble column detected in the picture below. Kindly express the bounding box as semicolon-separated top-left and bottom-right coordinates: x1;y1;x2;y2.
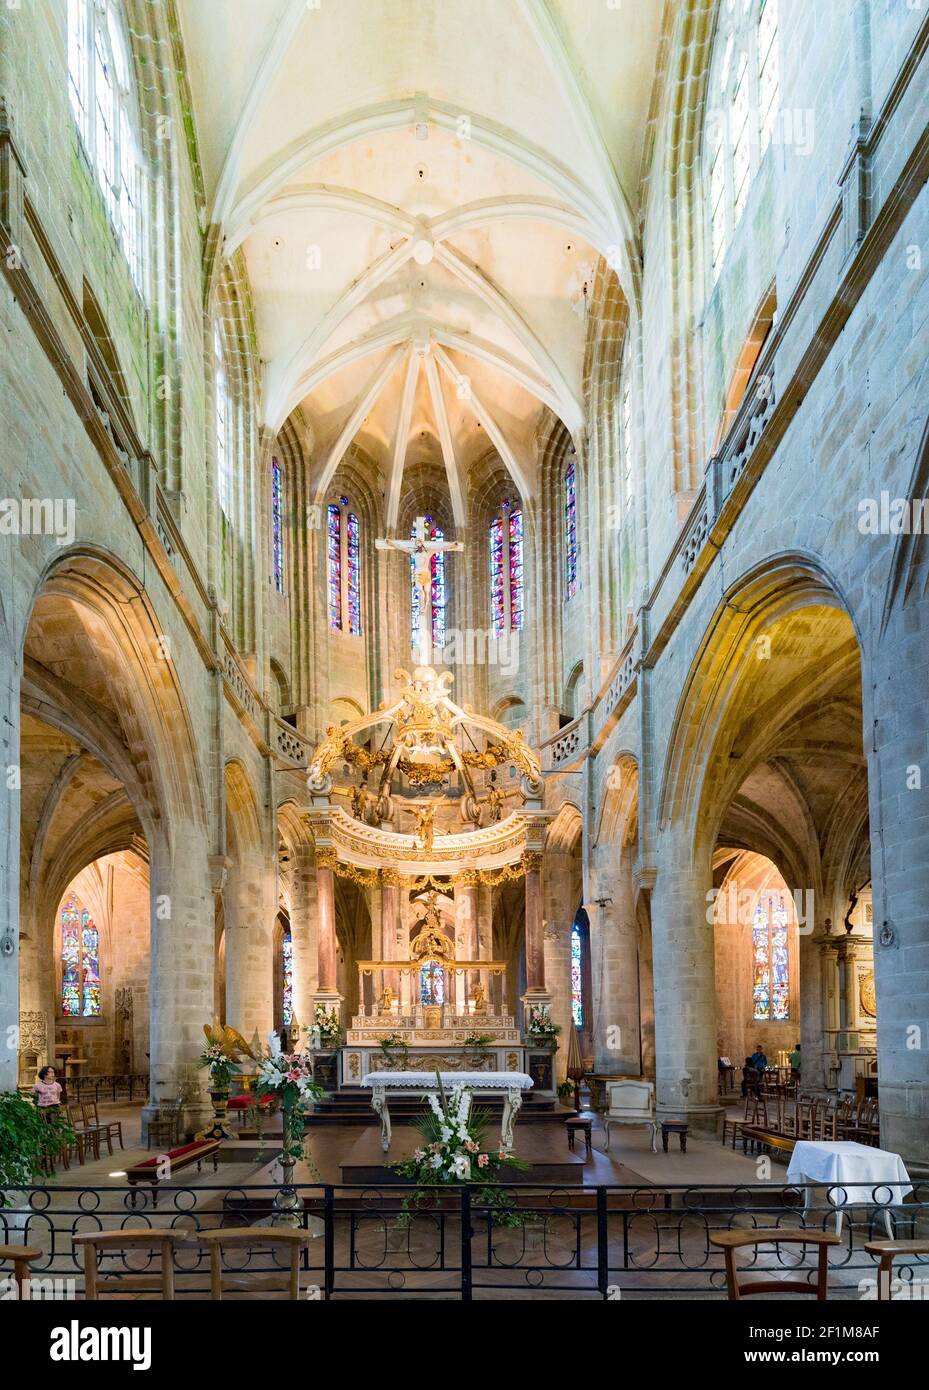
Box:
316;861;337;991
649;831;721;1134
380;874;401;999
455;879;479;1001
289;844;317;1044
524;856;545;991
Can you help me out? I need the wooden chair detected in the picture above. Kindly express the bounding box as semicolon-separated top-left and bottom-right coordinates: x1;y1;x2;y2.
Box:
863;1239;929;1299
709;1228;842;1300
73;1230;178;1300
66;1103;100;1161
198;1228;311;1300
0;1244;44;1298
82;1099;124;1153
722;1092;760;1149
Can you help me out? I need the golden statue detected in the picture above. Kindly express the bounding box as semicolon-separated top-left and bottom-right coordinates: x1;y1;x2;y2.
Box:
405;800;436;854
410;892;452;960
472;980;487;1015
378;984;395;1015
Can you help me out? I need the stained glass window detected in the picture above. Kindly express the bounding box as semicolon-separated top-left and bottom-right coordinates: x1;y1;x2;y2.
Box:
490;516;505;636
752;894;789;1021
327;500;362;634
67;0;147;294
346;512;361;636
420;960;445;1007
490;503;524;634
564;454;578;599
282;929;293;1027
271;457;284;594
571;920;583;1028
60;893;101;1018
327;504;342;630
411;521;446;650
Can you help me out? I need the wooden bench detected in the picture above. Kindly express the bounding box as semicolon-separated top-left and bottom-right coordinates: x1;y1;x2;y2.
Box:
709;1228;841;1300
739;1126;797;1158
126;1139;220;1206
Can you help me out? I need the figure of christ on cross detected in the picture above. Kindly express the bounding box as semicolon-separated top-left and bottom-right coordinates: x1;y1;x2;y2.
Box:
375;515;463;666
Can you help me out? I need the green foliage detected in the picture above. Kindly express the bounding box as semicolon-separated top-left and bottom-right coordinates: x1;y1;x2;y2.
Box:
0;1093;75;1204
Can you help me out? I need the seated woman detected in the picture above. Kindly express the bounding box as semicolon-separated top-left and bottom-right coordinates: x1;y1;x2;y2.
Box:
32;1064;63;1117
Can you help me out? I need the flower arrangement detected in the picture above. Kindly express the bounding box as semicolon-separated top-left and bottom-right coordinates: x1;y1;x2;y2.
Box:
527;1007;561;1046
461;1032;495;1052
391;1071;527;1226
198;1019;254;1089
0;1092;75;1206
253;1034;325;1162
314;1004;341;1046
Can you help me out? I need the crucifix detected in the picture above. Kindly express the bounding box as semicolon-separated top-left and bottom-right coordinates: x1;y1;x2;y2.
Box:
375;515;463;666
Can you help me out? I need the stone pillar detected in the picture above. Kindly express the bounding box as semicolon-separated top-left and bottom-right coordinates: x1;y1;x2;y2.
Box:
0;631;19;1092
144;827;214;1136
590;846;642;1073
650;832;721;1134
866;603;929;1162
224;854;273;1044
524;855;545;992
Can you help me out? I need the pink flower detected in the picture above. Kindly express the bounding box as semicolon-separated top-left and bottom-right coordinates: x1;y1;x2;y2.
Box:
287;1069;301;1081
466;1140;479;1152
477;1153;489;1168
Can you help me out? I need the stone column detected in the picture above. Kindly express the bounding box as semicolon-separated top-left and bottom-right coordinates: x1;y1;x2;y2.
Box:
380;872;401;998
650;831;721;1134
144;826;214;1137
524;854;545;991
0;634;19;1092
224;853;273;1044
590;845;642;1073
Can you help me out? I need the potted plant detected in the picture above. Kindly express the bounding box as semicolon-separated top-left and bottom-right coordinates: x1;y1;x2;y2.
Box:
557;1079;577;1109
198;1021;254;1141
0;1091;74;1208
527;1008;561;1049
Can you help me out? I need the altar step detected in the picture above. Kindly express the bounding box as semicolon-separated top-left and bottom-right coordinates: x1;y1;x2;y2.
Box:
304;1089;564;1127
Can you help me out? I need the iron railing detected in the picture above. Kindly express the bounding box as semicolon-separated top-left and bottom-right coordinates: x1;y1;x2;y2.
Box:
2;1180;927;1300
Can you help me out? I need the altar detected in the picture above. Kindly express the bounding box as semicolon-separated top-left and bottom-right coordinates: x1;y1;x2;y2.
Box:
301;591;558;1099
361;1070;534;1151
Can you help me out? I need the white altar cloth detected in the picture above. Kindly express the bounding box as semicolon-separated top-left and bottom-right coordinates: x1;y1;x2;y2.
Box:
362;1071;533;1090
361;1071;533;1152
787;1141;911;1234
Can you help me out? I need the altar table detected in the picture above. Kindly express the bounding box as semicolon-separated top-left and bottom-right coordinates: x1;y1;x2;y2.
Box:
786;1141;912;1235
361;1071;534;1152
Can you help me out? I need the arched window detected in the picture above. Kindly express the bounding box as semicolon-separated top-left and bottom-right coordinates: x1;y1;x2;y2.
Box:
60;893;101;1018
410;518;446;651
327;497;362;635
564;452;578;600
489;500;524;635
67;0;147;294
282;928;293;1027
214;321;232;518
752;892;789;1021
271;457;285;594
704;0;780;283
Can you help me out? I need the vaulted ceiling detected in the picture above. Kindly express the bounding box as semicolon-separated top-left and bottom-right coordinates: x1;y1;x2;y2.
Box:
178;0;664;522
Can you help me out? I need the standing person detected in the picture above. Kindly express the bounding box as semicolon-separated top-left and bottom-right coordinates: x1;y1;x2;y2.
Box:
32;1065;63;1117
789;1041;801;1080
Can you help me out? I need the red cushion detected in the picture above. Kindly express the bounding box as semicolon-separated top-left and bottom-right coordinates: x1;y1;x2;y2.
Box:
227;1094;272;1110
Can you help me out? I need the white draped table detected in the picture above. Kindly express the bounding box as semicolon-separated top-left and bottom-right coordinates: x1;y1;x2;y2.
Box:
786;1141;912;1235
361;1071;534;1152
